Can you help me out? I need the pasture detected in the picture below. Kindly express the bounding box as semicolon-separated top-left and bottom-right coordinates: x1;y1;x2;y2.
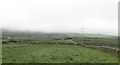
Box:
2;30;119;63
0;38;2;64
2;44;118;63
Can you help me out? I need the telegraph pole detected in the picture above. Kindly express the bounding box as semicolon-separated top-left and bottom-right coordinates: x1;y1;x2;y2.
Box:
81;28;84;44
81;28;84;36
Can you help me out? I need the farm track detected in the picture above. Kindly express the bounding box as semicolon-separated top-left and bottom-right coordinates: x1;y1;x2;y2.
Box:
54;39;120;54
73;40;120;54
2;39;120;55
3;39;120;54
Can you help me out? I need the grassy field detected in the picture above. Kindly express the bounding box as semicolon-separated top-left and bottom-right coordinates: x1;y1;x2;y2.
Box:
2;30;119;63
0;38;2;64
2;44;118;63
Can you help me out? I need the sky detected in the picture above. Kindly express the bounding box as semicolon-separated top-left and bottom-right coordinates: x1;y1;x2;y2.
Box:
0;0;119;35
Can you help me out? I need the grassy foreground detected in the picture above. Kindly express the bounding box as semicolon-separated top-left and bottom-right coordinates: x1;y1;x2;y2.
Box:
2;44;118;63
0;46;1;64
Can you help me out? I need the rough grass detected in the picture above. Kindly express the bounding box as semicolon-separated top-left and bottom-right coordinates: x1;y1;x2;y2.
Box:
0;39;2;64
2;44;118;63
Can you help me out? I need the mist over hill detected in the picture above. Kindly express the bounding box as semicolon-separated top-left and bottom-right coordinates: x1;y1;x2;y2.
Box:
1;28;116;38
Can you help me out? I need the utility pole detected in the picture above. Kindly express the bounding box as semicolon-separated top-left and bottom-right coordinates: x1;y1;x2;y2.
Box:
81;28;84;44
81;28;84;36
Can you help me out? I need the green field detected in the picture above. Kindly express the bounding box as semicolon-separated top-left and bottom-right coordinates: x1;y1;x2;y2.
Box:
0;38;2;64
2;44;118;63
2;30;119;63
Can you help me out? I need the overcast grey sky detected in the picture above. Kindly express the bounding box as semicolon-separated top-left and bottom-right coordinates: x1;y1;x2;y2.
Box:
0;0;119;35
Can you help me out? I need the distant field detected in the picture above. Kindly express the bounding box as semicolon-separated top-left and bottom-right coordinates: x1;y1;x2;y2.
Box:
2;44;118;63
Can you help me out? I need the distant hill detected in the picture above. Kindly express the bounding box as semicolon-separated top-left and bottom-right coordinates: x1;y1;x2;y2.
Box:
1;28;117;38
